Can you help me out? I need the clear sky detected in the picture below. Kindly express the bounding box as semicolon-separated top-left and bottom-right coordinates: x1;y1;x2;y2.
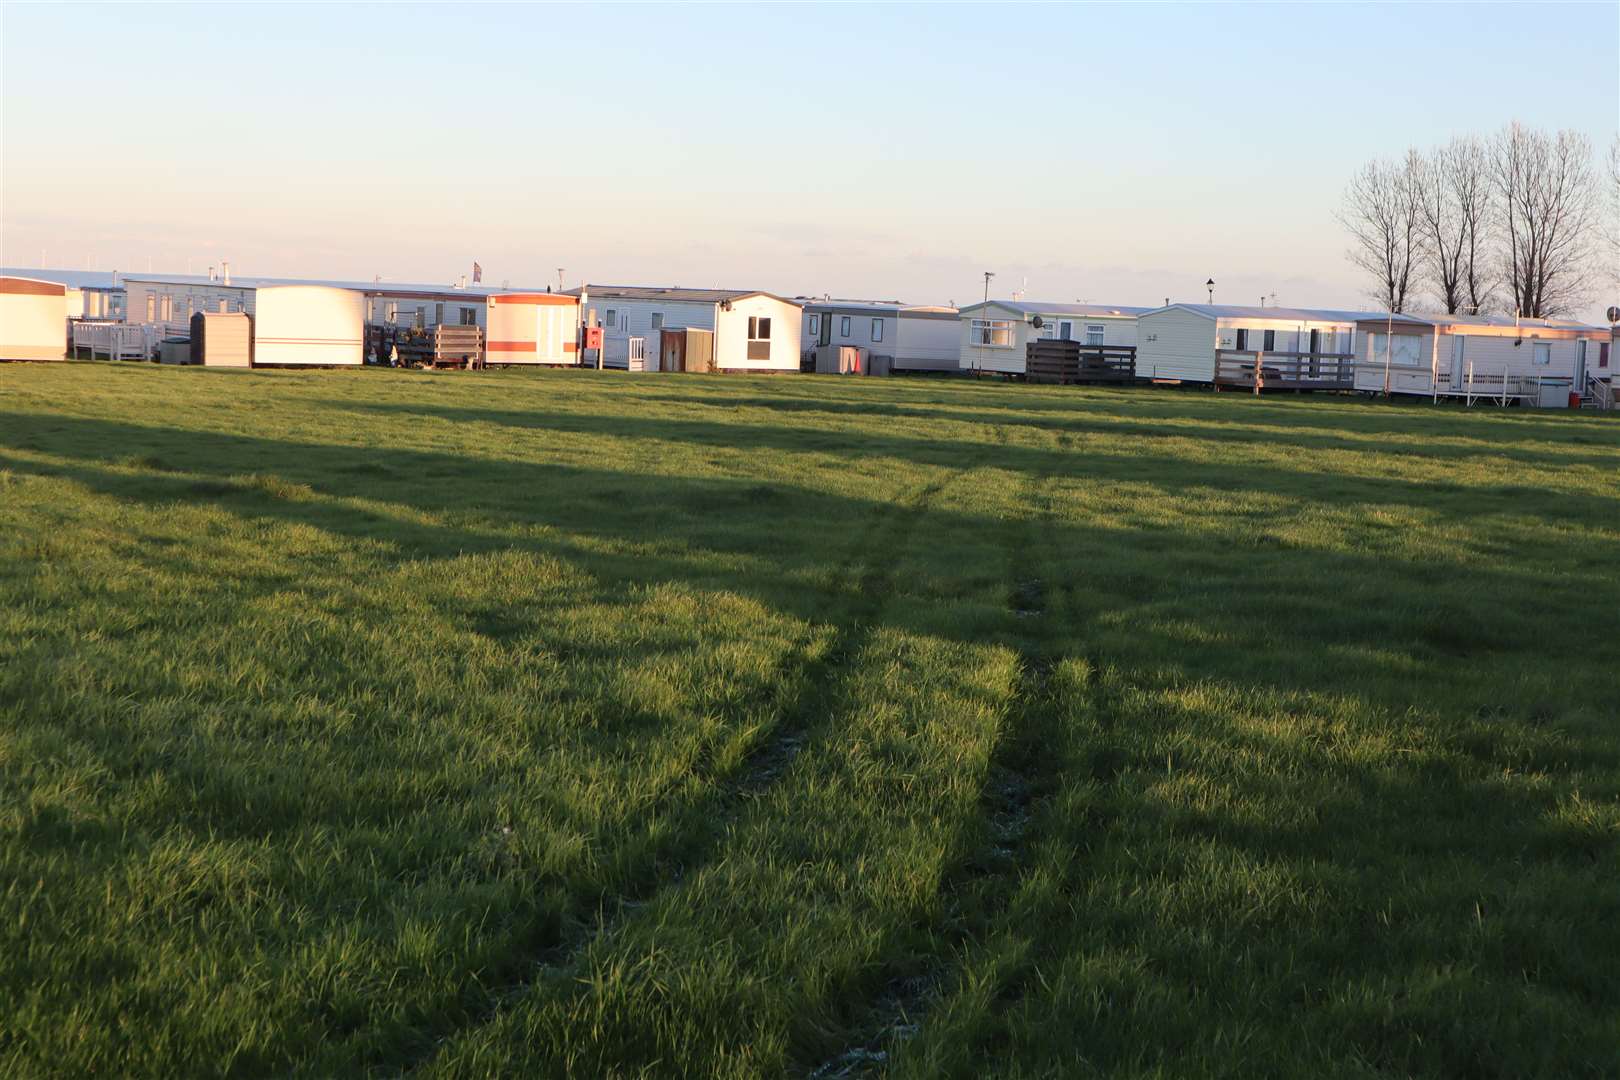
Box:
3;2;1616;317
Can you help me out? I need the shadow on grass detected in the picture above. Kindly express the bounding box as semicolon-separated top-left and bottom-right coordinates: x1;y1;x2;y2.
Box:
4;399;1619;1076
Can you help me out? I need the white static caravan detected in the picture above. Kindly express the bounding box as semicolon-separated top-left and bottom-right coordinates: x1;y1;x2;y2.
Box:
958;301;1148;375
254;287;364;366
573;286;802;372
1133;304;1374;384
484;293;582;365
799;300;960;374
0;277;71;361
0;268;126;320
1351;313;1613;407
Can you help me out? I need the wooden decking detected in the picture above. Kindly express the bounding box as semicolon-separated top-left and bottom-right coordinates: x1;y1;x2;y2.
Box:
367;324;485;368
1214;350;1355;392
1025;341;1137;385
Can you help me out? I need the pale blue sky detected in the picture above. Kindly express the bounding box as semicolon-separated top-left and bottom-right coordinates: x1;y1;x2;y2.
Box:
3;2;1616;316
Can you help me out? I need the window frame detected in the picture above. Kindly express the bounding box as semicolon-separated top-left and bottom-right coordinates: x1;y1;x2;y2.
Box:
970;318;1015;349
839;316;851;338
1084;323;1105;346
748;316;772;341
871;318;883;343
807;314;820;336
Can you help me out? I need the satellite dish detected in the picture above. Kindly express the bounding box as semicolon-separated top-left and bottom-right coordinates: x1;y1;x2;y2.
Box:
1607;305;1619;324
1031;315;1044;329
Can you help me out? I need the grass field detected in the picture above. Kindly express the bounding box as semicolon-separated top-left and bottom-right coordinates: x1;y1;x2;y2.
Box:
2;363;1618;1078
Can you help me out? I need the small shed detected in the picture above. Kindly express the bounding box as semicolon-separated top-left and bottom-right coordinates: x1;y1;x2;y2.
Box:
0;276;70;361
815;344;865;375
190;312;253;367
658;327;715;372
484;293;581;365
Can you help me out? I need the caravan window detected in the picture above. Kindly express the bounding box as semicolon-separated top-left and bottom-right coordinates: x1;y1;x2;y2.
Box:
748;317;772;340
971;319;1014;348
605;309;617;328
1532;341;1550;366
1235;329;1249;350
807;314;820;336
415;306;426;330
840;316;851;338
651;313;664;332
871;319;883;343
386;301;398;324
1262;329;1276;351
146;293;156;321
460;307;478;326
434;302;444;325
1085;324;1105;346
1371;334;1422;366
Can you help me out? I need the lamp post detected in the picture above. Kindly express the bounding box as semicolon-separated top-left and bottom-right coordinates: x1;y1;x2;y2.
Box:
1206;278;1215;304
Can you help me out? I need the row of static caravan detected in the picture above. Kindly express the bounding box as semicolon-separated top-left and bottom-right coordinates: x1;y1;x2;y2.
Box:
958;301;1148;375
118;273;582;366
799;299;960;373
121;275;366;365
569;286;802;372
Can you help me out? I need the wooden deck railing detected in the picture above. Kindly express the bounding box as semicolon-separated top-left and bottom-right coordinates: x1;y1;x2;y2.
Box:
1025;341;1136;384
71;320;157;361
1214;350;1355;392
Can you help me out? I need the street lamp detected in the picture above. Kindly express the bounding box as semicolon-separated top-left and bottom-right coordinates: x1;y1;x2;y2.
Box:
1206;278;1215;304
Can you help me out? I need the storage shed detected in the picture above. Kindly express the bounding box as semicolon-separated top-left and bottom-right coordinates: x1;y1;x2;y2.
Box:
800;299;959;374
659;328;715;373
484;292;581;365
570;285;802;373
1351;313;1612;406
958;301;1147;375
0;276;70;361
189;312;253;367
1134;303;1374;384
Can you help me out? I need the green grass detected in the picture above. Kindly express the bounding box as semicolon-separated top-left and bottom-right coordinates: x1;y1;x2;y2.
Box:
2;363;1617;1078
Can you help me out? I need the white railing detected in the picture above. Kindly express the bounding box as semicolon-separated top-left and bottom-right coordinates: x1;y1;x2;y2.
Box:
1587;375;1615;411
71;320;158;361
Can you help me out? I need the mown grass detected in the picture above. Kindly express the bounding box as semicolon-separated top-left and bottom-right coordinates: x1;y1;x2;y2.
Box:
1;363;1617;1078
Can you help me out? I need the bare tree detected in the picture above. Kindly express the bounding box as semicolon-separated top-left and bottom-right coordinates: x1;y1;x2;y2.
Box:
1491;122;1597;318
1414;136;1496;314
1605;134;1620;304
1339;150;1425;312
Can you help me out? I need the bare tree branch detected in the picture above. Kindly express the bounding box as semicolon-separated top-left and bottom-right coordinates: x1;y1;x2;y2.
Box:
1338;151;1426;312
1491;122;1597;319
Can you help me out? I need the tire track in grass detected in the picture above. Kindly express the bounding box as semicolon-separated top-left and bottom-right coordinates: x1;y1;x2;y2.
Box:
809;468;1071;1079
386;468;966;1077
